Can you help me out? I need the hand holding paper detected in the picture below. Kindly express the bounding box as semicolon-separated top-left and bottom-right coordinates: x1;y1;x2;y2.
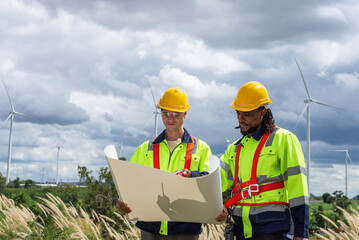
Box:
116;199;132;214
104;145;223;224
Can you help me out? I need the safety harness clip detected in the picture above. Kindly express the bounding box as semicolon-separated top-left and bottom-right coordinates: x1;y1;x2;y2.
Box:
240;189;251;199
235;183;242;193
248;184;259;194
240;184;259;200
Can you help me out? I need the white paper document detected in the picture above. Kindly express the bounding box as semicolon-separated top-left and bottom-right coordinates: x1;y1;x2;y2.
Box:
104;145;223;224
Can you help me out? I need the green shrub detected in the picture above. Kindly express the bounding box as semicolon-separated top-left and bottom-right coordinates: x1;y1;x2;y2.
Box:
24;179;36;188
11;191;34;207
310;205;325;232
0;174;6;193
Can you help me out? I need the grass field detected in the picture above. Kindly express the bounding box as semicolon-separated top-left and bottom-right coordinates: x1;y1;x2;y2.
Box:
310;198;359;211
0;193;226;239
1;188;358;239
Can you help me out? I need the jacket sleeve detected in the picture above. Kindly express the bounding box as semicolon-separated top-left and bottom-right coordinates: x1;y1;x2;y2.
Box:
280;132;309;238
191;140;212;177
129;141;149;166
198;140;212;172
219;144;236;192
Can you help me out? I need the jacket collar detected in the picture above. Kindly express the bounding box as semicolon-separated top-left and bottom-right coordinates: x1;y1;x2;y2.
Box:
153;128;192;144
252;127;265;141
234;127;264;145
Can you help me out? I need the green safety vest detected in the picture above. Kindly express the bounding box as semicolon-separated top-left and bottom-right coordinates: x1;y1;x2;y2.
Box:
130;133;211;235
220;127;308;238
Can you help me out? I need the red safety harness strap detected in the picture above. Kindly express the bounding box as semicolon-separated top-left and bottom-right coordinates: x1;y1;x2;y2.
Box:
233;133;269;193
184;136;194;169
153;143;160;169
153;136;194;170
225;132;288;208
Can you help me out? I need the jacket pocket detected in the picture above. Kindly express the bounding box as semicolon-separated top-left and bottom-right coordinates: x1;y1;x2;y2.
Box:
177;153;200;170
258;147;280;177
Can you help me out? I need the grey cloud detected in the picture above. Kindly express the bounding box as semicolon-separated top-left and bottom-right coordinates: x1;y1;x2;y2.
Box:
0;80;89;125
32;0;355;49
1;0;359;196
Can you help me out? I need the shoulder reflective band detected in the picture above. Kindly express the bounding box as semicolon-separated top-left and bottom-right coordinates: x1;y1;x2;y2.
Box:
153;136;194;170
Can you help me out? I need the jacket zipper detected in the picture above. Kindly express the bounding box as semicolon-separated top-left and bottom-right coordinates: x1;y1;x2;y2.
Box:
166;141;182;170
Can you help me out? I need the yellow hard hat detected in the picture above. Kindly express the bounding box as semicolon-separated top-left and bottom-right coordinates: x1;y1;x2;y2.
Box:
230;81;272;112
158;87;190;112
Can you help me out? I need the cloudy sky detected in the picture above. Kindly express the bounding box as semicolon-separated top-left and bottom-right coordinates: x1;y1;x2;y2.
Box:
1;0;359;198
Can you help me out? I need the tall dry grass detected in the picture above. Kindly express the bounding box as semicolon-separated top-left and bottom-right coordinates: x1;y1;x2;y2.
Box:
0;193;225;239
314;206;359;240
0;193;141;239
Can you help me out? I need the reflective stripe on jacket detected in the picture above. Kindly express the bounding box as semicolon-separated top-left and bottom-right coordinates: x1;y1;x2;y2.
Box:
130;128;212;235
220;127;309;239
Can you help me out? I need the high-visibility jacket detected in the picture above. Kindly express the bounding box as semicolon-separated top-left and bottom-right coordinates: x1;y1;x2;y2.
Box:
130;128;212;235
220;127;309;239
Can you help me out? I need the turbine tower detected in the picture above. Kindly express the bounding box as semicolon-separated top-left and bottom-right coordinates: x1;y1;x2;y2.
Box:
333;149;353;197
117;142;123;158
294;59;341;194
116;142;126;160
56;145;61;185
1;80;32;185
147;79;160;138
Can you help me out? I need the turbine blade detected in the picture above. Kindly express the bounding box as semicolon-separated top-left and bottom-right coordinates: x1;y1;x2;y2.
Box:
347;137;356;151
295;59;311;99
293;103;309;133
347;153;354;165
311;99;343;110
14;111;33;119
331;150;353;165
0;114;12;129
2;80;14;111
147;78;158;109
141;113;156;132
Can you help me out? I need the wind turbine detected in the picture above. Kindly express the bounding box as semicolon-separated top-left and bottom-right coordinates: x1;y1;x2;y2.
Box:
1;80;32;185
147;79;161;138
294;59;341;194
117;142;123;158
215;130;236;148
56;145;61;186
332;149;353;197
116;142;126;160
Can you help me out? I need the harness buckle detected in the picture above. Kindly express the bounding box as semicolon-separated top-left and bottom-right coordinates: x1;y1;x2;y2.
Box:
241;189;251;199
240;184;259;200
248;184;259;194
235;183;242;193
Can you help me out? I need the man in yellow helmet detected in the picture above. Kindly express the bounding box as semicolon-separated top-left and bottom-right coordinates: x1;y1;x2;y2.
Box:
116;87;212;240
216;81;309;240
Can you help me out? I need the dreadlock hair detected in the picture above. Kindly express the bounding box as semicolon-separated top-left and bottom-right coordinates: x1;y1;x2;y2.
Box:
260;107;275;134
